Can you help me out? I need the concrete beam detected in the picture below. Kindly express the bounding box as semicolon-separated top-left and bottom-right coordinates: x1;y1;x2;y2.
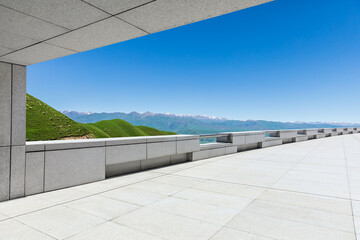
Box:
0;0;273;65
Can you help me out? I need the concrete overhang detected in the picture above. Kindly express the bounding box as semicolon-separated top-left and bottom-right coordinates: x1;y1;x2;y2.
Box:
0;0;273;66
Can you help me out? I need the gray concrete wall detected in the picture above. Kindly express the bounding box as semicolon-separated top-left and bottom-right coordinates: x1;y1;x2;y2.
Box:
0;62;26;202
24;135;200;194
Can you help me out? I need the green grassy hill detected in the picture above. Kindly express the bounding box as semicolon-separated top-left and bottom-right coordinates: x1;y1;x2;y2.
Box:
87;119;176;138
26;94;176;141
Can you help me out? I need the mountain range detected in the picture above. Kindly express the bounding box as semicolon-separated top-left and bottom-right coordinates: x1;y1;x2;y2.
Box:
62;111;360;135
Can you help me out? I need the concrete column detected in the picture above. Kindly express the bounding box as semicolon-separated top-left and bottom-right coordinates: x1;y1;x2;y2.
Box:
0;61;26;201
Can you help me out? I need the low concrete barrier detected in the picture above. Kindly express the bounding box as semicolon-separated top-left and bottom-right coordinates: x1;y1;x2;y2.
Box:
23;127;359;198
25;135;199;195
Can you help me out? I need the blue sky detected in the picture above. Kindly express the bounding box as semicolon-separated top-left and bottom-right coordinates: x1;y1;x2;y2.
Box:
28;0;360;123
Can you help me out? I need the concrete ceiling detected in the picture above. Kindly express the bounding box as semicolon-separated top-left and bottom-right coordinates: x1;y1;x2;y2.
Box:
0;0;273;66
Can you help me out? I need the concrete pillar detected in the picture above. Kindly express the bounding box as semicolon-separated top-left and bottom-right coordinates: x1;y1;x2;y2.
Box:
0;61;26;201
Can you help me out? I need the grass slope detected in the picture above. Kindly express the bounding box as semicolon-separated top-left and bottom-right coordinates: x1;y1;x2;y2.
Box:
26;94;176;141
87;119;176;138
26;94;90;141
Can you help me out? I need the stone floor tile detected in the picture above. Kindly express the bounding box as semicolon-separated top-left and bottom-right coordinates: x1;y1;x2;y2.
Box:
100;186;166;206
0;219;54;240
149;196;239;225
227;211;356;240
245;199;354;232
130;180;186;195
353;201;360;217
74;172;164;194
67;222;162;240
174;188;253;210
258;189;352;215
0;212;8;221
113;207;222;240
15;206;105;239
151;175;204;187
355;216;360;236
192;181;265;199
64;195;139;220
33;188;91;204
212;168;285;188
272;177;350;199
0;195;53;217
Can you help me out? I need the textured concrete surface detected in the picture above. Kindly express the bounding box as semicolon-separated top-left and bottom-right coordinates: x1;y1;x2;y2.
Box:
25;152;45;196
147;141;176;159
0;62;11;147
46;17;146;52
1;42;76;66
0;0;110;29
0;147;10;201
83;0;154;15
9;145;25;199
106;144;146;165
0;5;68;41
0;0;273;65
44;147;105;192
1;134;358;239
177;139;200;154
118;0;273;33
10;64;26;146
0;62;26;201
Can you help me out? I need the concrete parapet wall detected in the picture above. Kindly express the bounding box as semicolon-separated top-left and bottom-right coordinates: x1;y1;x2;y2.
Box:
19;128;359;200
24;135;199;195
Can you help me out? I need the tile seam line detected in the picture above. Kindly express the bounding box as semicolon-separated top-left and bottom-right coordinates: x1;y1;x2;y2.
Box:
114;16;151;34
209;142;316;238
266;138;324;190
60;220;109;240
0;0;159;59
2;171;167;219
223;226;280;240
213;184;268;239
110;220;169;240
49;203;143;240
81;0;157;17
119;203;224;227
170;172;353;201
231;207;356;235
172;179;353;216
80;0;155;34
1;152;216;219
111;204;225;236
0;14;147;59
63;214;168;240
0;4;71;30
11;218;57;239
342;136;358;238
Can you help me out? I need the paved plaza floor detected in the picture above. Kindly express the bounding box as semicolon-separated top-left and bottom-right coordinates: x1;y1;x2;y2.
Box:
0;134;360;240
